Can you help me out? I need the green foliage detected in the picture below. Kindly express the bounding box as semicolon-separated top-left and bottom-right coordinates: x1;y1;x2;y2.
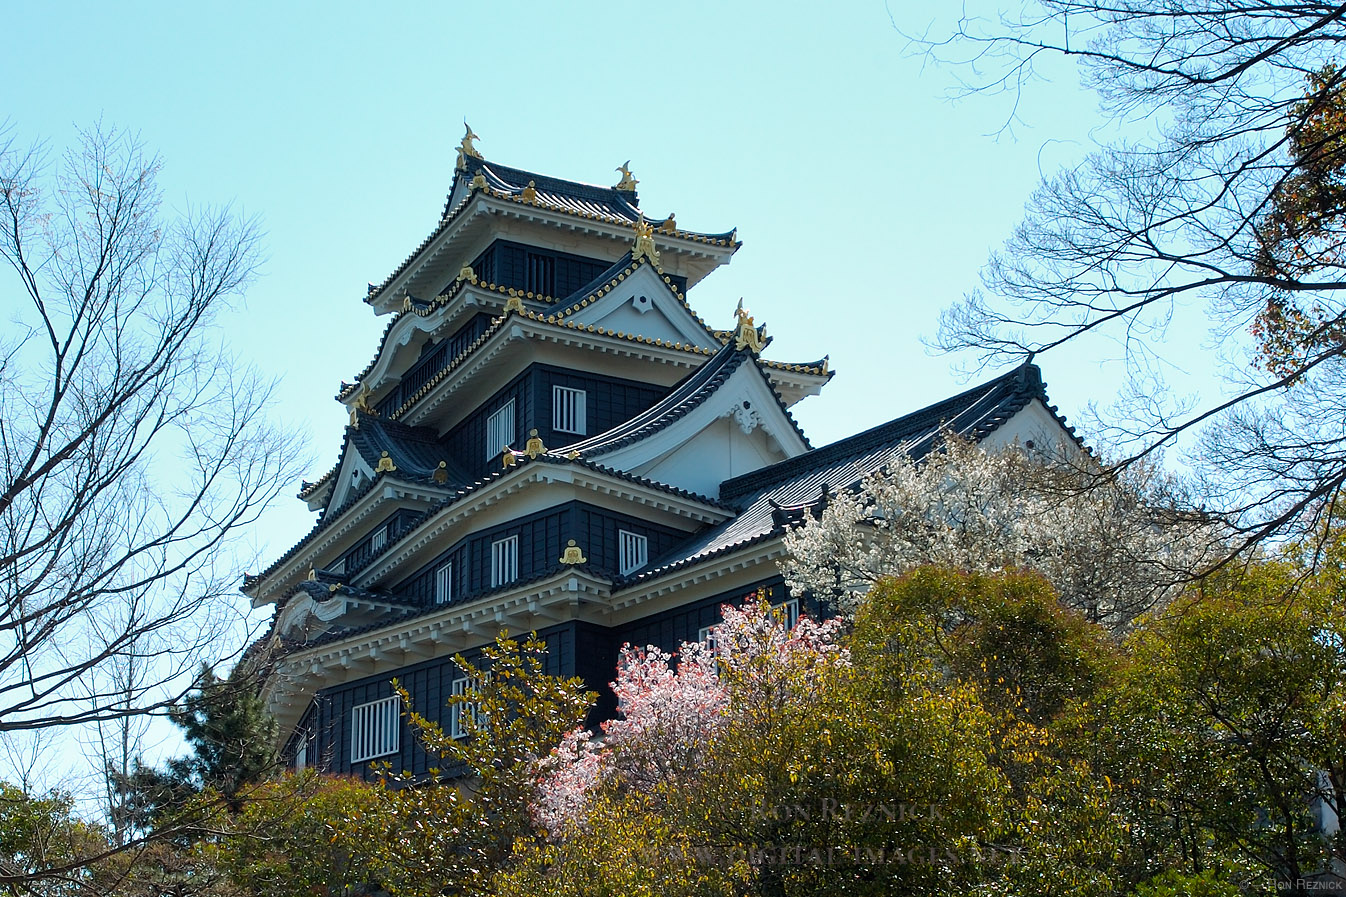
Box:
373;631;594;897
0;783;110;896
205;771;391;897
76;560;1346;896
1093;561;1345;890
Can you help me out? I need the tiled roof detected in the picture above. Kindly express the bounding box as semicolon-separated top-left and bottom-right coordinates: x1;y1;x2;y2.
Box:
246;451;728;598
366;156;738;307
246;420;469;592
461;158;644;223
347;416;469;485
618;363;1054;587
283;562;603;653
556;340;812;459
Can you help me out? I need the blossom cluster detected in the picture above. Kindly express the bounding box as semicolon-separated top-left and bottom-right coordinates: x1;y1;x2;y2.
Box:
781;438;1215;631
531;599;848;837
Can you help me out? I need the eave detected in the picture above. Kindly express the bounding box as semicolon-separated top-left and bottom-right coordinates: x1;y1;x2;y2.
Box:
353;457;732;588
390;309;719;430
262;567;616;742
367;188;738;315
244;476;455;607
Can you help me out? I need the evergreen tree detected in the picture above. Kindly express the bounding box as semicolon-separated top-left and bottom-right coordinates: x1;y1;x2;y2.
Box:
111;660;279;832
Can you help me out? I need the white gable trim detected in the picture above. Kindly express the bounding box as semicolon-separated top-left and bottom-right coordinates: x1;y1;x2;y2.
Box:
585;361;810;494
399;317;711;430
563;264;718;350
325;449;376;518
356;293;488;401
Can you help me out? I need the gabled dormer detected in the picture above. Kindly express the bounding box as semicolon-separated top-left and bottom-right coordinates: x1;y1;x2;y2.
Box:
553;310;813;498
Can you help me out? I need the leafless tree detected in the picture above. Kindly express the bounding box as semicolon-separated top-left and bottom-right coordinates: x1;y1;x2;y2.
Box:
0;122;301;746
923;2;1346;553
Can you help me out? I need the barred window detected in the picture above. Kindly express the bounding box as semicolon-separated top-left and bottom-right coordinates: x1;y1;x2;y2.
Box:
350;696;399;763
330;557;346;576
552;386;587;435
370;526;387;553
293;731;308;772
618;530;648;575
486;399;516;461
774;598;801;630
435;562;453;605
491;536;518;587
450;676;481;739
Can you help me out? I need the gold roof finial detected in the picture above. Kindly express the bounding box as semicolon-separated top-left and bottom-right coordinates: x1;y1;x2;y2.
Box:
659;213;677;234
615;160;638;192
503;293;525;314
457;264;477;284
632;216;661;270
375;451;397;473
732;299;766;354
456;121;483;171
559;539;588;565
470;170;488;191
525;428;547;459
566;449;581;460
501;447;517;469
432;460;449;484
521;180;538;203
307;566;318;581
350;383;378;428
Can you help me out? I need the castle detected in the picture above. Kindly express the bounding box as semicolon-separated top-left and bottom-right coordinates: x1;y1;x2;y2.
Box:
244;129;1074;775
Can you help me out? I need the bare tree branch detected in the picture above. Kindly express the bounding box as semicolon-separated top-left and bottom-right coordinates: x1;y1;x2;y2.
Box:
0;121;304;741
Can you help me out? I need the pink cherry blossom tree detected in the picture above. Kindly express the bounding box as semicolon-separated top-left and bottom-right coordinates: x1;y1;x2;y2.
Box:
532;597;848;837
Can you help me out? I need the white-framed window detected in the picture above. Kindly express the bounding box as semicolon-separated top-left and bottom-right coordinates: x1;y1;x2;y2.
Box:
774;598;801;630
450;676;481;739
697;623;719;653
350;695;399;763
293;731;308;772
486;399;516;460
552;386;587;435
618;530;648;575
435;562;453;605
491;536;518;587
370;526;387;553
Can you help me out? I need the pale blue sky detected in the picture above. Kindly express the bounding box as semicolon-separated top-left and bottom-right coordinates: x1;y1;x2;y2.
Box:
4;3;1118;615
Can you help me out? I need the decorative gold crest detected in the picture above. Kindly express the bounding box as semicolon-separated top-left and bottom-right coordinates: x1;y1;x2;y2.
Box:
559;539;588;565
525;428;547;459
375;451;397;473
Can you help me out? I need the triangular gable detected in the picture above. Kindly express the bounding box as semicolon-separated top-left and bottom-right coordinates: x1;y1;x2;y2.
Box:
558;262;720;351
558;346;811;497
324;437;375;516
